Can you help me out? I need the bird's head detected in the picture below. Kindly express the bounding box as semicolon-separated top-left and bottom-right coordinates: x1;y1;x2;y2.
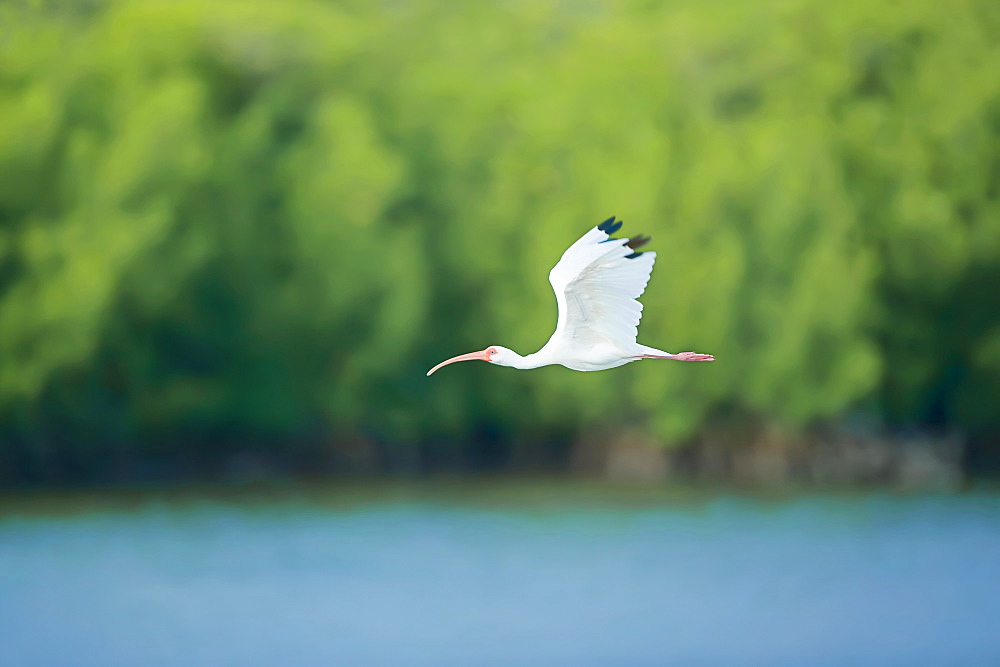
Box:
426;345;516;376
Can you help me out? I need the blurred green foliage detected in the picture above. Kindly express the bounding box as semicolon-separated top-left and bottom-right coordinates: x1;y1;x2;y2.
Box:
0;0;997;481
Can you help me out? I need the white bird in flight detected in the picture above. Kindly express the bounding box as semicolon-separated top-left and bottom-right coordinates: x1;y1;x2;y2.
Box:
427;217;715;376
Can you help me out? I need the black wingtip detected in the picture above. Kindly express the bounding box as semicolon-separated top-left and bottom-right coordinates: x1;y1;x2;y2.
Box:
597;216;617;232
625;251;644;259
626;235;651;250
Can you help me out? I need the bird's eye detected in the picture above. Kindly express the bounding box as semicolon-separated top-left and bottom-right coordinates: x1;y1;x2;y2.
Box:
489;348;497;355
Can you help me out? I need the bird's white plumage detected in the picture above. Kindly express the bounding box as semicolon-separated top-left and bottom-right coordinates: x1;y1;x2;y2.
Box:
544;227;655;357
425;217;714;376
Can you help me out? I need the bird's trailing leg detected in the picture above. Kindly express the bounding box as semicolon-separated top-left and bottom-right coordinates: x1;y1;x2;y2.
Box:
638;351;715;361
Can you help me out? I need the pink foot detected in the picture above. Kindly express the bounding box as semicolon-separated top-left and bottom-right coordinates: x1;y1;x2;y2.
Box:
637;351;716;361
673;351;715;361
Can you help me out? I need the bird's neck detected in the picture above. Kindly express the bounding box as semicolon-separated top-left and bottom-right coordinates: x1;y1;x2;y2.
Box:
509;350;553;370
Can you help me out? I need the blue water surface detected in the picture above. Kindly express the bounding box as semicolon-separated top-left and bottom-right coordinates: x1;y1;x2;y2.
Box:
1;487;998;666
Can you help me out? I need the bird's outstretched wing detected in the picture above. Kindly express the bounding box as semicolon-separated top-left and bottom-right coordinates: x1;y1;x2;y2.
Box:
546;217;656;350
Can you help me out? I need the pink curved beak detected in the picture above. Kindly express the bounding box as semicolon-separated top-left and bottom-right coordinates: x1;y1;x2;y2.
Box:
426;349;491;376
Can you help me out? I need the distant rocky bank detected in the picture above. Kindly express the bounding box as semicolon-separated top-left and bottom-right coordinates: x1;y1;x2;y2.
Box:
572;425;966;490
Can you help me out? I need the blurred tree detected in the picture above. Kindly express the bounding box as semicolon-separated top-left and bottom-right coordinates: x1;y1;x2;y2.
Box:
0;0;996;483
